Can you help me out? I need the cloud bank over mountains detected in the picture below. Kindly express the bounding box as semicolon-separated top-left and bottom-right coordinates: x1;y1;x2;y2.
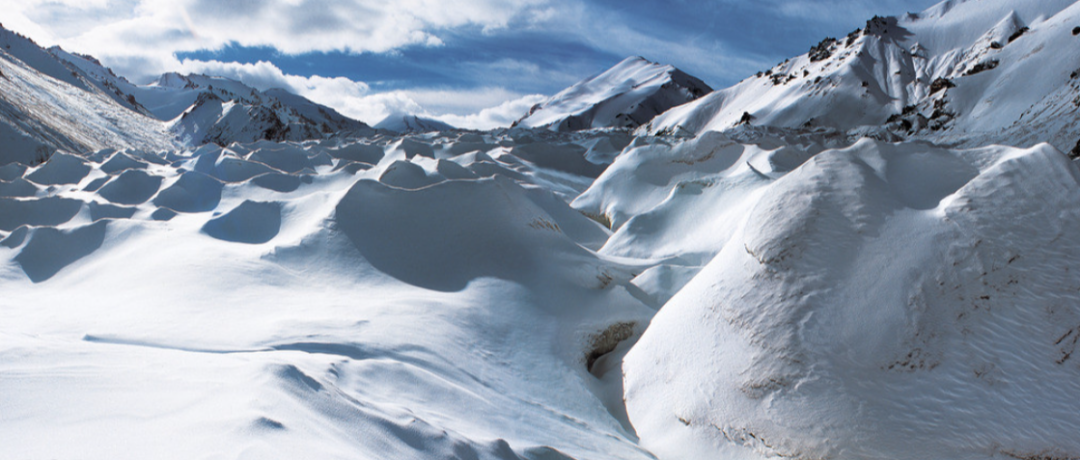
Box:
5;0;939;128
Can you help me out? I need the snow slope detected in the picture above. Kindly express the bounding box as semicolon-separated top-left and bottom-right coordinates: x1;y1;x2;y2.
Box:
0;28;175;165
0;30;373;157
644;0;1080;154
514;56;712;132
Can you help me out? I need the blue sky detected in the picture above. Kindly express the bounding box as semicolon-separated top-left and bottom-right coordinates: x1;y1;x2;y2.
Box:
6;0;941;128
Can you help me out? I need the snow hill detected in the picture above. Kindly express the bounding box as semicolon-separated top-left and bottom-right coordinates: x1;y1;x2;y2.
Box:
645;0;1080;155
4;1;1080;459
571;130;1080;459
374;113;457;133
513;56;713;131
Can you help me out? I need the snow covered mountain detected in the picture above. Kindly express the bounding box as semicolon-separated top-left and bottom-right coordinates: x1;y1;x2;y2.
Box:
645;0;1080;155
56;54;375;146
0;27;175;165
0;23;371;166
513;56;713;131
4;1;1080;460
374;113;457;133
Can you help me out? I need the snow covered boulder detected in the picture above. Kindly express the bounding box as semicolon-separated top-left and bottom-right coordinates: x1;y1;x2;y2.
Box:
624;140;1080;460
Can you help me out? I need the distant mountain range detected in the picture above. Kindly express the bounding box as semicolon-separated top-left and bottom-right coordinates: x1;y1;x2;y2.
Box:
6;0;1080;166
0;26;371;165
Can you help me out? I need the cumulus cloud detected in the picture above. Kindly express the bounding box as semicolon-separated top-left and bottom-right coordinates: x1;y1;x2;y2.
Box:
3;0;563;129
6;0;938;131
12;0;557;81
434;94;547;130
174;58;538;128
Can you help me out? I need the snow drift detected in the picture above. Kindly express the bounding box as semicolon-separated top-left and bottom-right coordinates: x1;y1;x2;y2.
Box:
621;139;1080;460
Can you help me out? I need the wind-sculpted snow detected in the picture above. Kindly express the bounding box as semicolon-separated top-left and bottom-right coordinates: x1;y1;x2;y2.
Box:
2;122;1080;459
0;129;663;460
622;139;1080;460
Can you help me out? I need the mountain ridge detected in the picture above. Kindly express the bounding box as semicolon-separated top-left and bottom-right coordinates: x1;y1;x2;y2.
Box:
641;0;1080;154
512;56;713;132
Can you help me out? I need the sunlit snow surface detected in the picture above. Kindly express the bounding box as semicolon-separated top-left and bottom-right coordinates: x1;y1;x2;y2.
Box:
0;130;662;460
3;126;1080;460
4;0;1080;458
644;0;1080;154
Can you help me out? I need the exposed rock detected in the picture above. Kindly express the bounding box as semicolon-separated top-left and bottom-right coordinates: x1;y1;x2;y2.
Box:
1008;26;1029;43
930;77;956;94
964;60;1000;76
809;37;837;62
845;28;862;46
736;112;755;126
864;15;896;35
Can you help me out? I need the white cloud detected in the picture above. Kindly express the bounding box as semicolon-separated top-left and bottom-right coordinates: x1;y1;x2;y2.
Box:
3;0;561;129
434;93;547;130
11;0;556;81
173;58;539;128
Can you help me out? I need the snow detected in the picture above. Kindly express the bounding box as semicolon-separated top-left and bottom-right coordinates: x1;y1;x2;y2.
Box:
3;1;1080;459
374;113;457;133
643;0;1080;154
623;140;1080;460
0;32;174;165
0;130;657;460
514;56;713;132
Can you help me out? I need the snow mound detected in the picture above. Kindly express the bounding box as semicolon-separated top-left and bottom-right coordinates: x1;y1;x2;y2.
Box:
0;129;655;460
13;221;107;282
335;175;595;292
24;152;92;185
152;171;224;213
623;140;1080;460
98;169;163;205
202;200;282;244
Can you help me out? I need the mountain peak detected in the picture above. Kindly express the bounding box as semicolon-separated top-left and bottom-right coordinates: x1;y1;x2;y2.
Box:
513;56;712;132
374;113;456;133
